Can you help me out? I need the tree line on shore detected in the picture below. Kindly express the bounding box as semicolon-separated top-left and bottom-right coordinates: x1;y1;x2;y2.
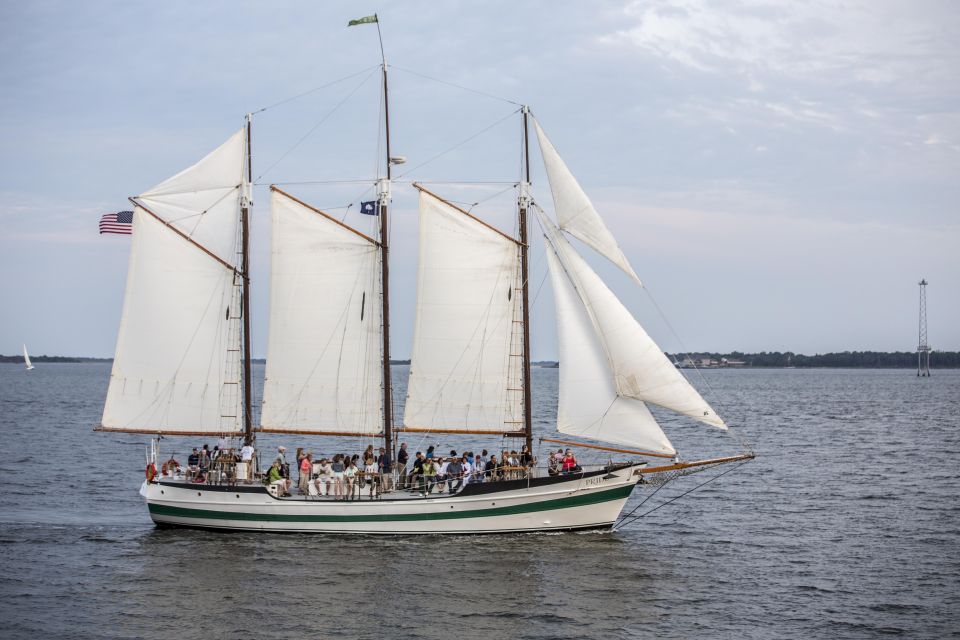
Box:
664;351;960;368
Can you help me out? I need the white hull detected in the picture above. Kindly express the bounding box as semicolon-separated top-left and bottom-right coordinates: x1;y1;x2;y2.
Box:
141;463;645;534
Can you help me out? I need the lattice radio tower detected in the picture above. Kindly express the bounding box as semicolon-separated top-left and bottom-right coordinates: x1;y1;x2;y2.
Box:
917;279;931;377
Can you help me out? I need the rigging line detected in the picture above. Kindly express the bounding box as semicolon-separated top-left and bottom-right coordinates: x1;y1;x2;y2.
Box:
613;470;673;529
641;285;752;452
256;179;378;186
395;108;521;180
255;67;380;182
466;183;520;213
389;65;521;106
252;65;381;114
397;180;518;185
614;461;749;531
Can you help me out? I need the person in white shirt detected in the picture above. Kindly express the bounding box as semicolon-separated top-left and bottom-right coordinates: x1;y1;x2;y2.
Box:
363;457;379;499
436;458;450;493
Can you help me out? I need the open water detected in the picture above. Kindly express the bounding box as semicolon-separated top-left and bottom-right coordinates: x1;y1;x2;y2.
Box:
0;363;958;639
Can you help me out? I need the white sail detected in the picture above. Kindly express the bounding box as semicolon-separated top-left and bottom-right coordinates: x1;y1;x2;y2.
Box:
259;189;383;435
539;209;726;431
137;128;246;264
100;130;246;434
544;245;674;454
23;344;34;370
403;190;523;433
533;119;642;285
101;209;241;433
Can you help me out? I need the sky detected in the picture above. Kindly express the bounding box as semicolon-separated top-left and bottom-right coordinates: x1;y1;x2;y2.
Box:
0;0;957;360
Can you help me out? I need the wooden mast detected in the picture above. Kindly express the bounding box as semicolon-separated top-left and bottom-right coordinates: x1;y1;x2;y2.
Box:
377;20;394;454
241;114;254;446
519;106;533;454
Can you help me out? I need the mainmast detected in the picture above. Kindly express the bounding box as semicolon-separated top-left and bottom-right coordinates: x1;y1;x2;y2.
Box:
241;113;254;446
377;25;394;454
519;106;533;453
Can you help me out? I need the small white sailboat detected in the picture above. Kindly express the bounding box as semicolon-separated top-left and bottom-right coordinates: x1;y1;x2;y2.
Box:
95;23;752;534
23;344;34;371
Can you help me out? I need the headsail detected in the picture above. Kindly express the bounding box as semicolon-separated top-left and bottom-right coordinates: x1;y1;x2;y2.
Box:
99;129;247;435
259;188;383;436
402;187;524;434
544;242;674;454
533;119;641;285
539;208;727;432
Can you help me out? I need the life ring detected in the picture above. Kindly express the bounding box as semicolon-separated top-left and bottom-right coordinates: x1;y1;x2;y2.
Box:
146;463;158;482
161;459;179;476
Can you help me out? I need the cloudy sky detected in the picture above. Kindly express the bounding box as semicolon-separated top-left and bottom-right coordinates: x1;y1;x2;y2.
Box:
1;0;957;359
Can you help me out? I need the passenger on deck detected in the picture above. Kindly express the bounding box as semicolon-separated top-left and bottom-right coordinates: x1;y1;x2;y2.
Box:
298;452;313;494
562;449;578;474
315;457;332;496
520;445;534;468
188;448;200;471
343;457;358;500
239;443;255;484
426;445;435;459
267;460;286;495
364;457;379;499
377;447;392;492
331;454;345;499
410;452;424;492
475;450;488;481
435;457;449;493
396;442;409;489
461;454;473;486
422;457;437;494
484;455;499;481
447;456;464;493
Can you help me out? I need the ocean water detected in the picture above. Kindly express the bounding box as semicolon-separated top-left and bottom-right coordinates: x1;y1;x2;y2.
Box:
0;363;958;639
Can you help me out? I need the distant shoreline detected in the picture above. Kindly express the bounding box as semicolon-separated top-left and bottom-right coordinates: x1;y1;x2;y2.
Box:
3;351;957;368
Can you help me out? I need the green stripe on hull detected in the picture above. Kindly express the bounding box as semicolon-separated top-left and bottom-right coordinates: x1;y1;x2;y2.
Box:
149;484;635;523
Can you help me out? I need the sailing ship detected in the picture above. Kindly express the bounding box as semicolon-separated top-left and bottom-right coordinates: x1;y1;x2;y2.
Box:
96;41;752;534
23;344;34;371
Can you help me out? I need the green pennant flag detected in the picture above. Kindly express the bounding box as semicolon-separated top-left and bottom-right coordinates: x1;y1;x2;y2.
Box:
348;14;378;27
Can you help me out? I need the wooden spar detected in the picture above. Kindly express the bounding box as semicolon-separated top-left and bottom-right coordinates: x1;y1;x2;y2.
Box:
271;186;380;246
380;61;394;456
257;428;384;437
395;427;527;437
241;115;254;446
519;106;533;455
539;437;676;459
94;425;245;437
412;183;524;246
637;453;756;474
129;198;240;274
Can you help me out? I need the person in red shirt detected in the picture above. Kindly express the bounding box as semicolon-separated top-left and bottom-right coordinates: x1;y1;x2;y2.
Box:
561;449;578;474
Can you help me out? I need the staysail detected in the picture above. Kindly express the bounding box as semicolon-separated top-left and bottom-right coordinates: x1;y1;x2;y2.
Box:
533;119;642;285
402;187;524;434
544;243;674;454
99;129;247;435
539;208;726;438
259;188;383;436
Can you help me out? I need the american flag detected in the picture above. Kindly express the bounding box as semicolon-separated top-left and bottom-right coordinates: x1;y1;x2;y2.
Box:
99;210;133;235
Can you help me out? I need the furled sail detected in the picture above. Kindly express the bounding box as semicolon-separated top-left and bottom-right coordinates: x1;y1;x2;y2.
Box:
259;189;383;435
403;188;524;434
533;119;642;285
100;129;247;434
539;208;727;432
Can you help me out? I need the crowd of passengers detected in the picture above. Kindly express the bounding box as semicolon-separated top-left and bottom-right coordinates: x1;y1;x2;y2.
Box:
167;439;582;499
